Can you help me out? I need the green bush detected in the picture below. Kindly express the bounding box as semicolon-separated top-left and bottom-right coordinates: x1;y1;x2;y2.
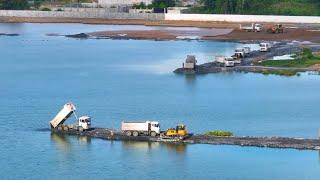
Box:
206;130;233;137
41;7;51;11
259;48;320;69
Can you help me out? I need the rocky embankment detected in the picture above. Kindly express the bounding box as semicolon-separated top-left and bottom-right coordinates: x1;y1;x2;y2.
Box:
52;128;320;151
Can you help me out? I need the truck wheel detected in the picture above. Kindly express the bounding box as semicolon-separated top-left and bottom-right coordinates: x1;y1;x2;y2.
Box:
150;131;157;137
133;131;139;137
126;131;132;136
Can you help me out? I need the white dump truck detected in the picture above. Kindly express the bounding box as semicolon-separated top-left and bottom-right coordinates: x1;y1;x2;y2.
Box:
240;23;262;32
260;43;272;52
215;56;235;67
49;103;91;132
121;121;160;137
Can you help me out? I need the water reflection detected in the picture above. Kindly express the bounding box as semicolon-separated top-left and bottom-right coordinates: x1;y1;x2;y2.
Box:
163;143;187;154
184;74;197;85
122;141;187;154
50;132;91;153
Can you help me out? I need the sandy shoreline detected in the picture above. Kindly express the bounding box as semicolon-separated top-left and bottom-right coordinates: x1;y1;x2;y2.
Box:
89;28;320;42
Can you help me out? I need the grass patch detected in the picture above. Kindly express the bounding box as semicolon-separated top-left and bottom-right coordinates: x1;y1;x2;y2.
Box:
41;7;51;11
206;130;233;137
261;69;299;76
259;48;320;68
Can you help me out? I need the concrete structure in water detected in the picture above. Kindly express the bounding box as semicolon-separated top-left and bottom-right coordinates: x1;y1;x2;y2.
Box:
183;55;197;69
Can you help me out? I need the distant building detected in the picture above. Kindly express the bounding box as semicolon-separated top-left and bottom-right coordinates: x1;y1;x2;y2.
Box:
98;0;152;7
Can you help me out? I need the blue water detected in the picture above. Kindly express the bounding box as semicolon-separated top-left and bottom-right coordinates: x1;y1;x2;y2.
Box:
1;23;320;179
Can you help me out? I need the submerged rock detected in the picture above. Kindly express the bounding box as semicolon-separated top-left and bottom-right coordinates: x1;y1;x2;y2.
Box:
0;33;19;36
65;33;89;39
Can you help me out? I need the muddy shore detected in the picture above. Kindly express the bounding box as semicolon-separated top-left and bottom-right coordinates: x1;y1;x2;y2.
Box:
52;128;320;151
91;28;320;43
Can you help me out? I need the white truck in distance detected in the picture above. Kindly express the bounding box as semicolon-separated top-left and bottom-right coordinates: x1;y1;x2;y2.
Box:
240;23;262;32
234;47;251;58
215;56;235;67
121;121;160;137
260;43;272;52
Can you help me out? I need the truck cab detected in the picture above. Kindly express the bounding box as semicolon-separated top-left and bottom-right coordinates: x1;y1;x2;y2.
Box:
235;48;245;58
78;116;91;130
254;24;262;32
225;58;235;67
150;121;160;134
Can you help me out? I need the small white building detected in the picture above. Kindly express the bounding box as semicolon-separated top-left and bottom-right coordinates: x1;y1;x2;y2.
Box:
98;0;152;7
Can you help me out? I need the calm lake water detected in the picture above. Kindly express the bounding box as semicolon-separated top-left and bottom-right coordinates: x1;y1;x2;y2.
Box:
1;23;320;179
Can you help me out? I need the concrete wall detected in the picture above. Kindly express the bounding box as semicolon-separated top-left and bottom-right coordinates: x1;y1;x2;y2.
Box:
0;10;164;20
165;14;320;24
1;10;319;24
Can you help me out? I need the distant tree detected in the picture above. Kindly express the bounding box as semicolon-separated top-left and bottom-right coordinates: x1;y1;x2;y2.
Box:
0;0;29;10
194;0;320;16
34;0;44;9
133;2;146;9
151;0;175;8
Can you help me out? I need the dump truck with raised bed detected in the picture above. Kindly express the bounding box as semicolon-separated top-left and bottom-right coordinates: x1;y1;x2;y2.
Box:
121;121;160;137
49;103;91;132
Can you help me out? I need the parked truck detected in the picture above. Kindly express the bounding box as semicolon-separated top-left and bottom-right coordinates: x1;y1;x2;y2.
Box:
260;43;272;52
49;103;91;132
240;23;262;32
121;121;160;137
215;56;235;67
233;47;251;59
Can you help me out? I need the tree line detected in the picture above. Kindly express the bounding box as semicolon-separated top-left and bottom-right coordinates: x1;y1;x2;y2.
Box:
193;0;320;16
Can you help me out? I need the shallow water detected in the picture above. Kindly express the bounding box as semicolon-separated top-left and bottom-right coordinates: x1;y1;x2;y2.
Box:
1;23;320;179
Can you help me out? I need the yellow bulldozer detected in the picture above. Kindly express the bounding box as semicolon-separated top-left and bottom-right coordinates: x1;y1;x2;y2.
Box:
163;124;188;139
267;24;285;34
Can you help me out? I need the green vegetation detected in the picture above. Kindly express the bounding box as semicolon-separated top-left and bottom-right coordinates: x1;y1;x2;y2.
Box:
259;48;320;68
41;7;51;11
132;0;175;10
0;0;29;10
152;0;175;9
261;69;299;76
132;2;147;9
188;0;320;16
206;130;233;137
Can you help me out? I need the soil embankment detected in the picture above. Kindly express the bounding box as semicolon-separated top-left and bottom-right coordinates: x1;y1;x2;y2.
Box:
52;128;320;151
